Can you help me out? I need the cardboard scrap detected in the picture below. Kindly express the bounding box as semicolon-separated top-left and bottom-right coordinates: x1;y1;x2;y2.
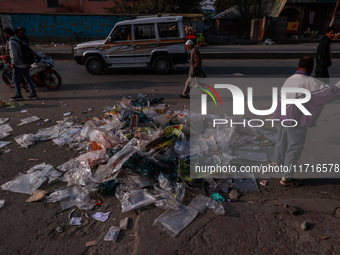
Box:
26;190;48;202
86;240;97;247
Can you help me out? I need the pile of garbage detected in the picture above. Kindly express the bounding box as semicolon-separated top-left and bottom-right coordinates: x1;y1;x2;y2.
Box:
0;97;274;238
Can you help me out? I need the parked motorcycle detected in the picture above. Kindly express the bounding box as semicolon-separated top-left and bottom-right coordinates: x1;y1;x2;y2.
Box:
0;52;62;90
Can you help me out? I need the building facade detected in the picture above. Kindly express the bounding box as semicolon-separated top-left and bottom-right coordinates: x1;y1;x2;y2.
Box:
0;0;116;14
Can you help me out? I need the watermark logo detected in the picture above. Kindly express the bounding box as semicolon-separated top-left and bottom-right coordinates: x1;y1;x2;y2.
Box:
200;84;311;116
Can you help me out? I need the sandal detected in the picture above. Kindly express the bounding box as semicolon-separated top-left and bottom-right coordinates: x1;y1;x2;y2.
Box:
280;178;301;187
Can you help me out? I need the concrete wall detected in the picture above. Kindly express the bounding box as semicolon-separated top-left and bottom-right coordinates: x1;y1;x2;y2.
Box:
0;0;119;15
0;13;135;43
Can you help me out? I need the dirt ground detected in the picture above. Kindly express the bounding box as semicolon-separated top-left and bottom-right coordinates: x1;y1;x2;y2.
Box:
1;76;340;255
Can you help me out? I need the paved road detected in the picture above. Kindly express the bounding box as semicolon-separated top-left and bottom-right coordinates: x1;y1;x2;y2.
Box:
31;43;340;54
0;59;340;255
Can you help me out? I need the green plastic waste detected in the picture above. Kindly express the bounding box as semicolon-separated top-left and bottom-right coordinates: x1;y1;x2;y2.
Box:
210;192;225;203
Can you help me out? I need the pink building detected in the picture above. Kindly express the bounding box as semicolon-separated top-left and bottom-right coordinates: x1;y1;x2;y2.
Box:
0;0;118;14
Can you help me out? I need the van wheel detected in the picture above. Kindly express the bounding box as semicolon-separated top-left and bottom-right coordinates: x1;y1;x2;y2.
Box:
153;56;171;74
85;56;105;75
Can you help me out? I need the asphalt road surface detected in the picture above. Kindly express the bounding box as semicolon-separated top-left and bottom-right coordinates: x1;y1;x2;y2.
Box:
0;59;340;255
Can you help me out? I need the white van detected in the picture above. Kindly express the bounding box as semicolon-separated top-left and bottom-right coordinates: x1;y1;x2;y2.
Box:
74;16;187;75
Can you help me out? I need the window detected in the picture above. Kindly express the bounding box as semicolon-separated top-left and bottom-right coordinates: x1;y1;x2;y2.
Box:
109;26;132;41
158;23;179;38
47;0;59;8
134;24;155;40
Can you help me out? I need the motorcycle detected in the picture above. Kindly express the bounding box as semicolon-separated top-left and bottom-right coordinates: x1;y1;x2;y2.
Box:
0;52;62;90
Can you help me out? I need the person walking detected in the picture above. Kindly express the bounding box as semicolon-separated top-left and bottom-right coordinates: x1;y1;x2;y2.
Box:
4;27;38;101
181;40;204;98
315;27;335;80
273;57;340;187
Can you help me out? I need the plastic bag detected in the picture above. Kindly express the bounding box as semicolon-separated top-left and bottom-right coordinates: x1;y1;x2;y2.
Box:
154;205;198;237
15;133;40;148
46;185;94;211
234;177;259;193
121;189;155;213
17;116;40;126
188;194;211;214
76;150;109;167
52;127;82;147
208;199;225;215
1;163;61;194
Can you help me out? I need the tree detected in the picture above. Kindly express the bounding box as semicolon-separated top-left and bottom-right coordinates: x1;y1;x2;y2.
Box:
105;0;204;15
214;0;234;14
214;0;270;19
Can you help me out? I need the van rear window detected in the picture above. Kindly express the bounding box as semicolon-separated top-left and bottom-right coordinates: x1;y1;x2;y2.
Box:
134;24;155;40
158;23;179;38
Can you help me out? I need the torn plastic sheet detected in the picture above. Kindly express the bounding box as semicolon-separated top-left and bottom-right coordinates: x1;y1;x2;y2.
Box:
46;185;95;210
121;189;156;213
0;141;11;149
17;116;40;126
0;133;10;139
52;127;82;147
0;200;4;209
235;150;268;162
76;150;109;167
0;118;10;125
154;205;198;237
15;133;40;148
0;124;13;134
61;162;93;187
80;127;121;149
69;217;82;226
1;163;62;195
234;177;259;193
100;138;141;182
92;211;111;222
188;194;211;214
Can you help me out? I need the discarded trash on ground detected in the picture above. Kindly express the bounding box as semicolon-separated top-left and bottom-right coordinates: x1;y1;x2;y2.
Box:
0;96;275;239
26;190;48;202
17;116;40;126
104;226;120;241
92;211;111;222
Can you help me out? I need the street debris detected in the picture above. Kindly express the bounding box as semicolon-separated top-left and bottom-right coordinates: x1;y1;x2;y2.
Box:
1;163;62;195
0;141;11;149
28;158;39;162
259;180;268;186
18;116;40;126
284;204;299;215
0;96;276;239
92;211;111;222
228;190;240;200
154;205;198;237
85;240;97;247
69;217;82;226
0;200;4;209
210;192;225;203
235;150;268;162
301;221;310;230
119;217;129;230
104;226;120;241
56;226;64;233
26;190;48;202
0;118;10;125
